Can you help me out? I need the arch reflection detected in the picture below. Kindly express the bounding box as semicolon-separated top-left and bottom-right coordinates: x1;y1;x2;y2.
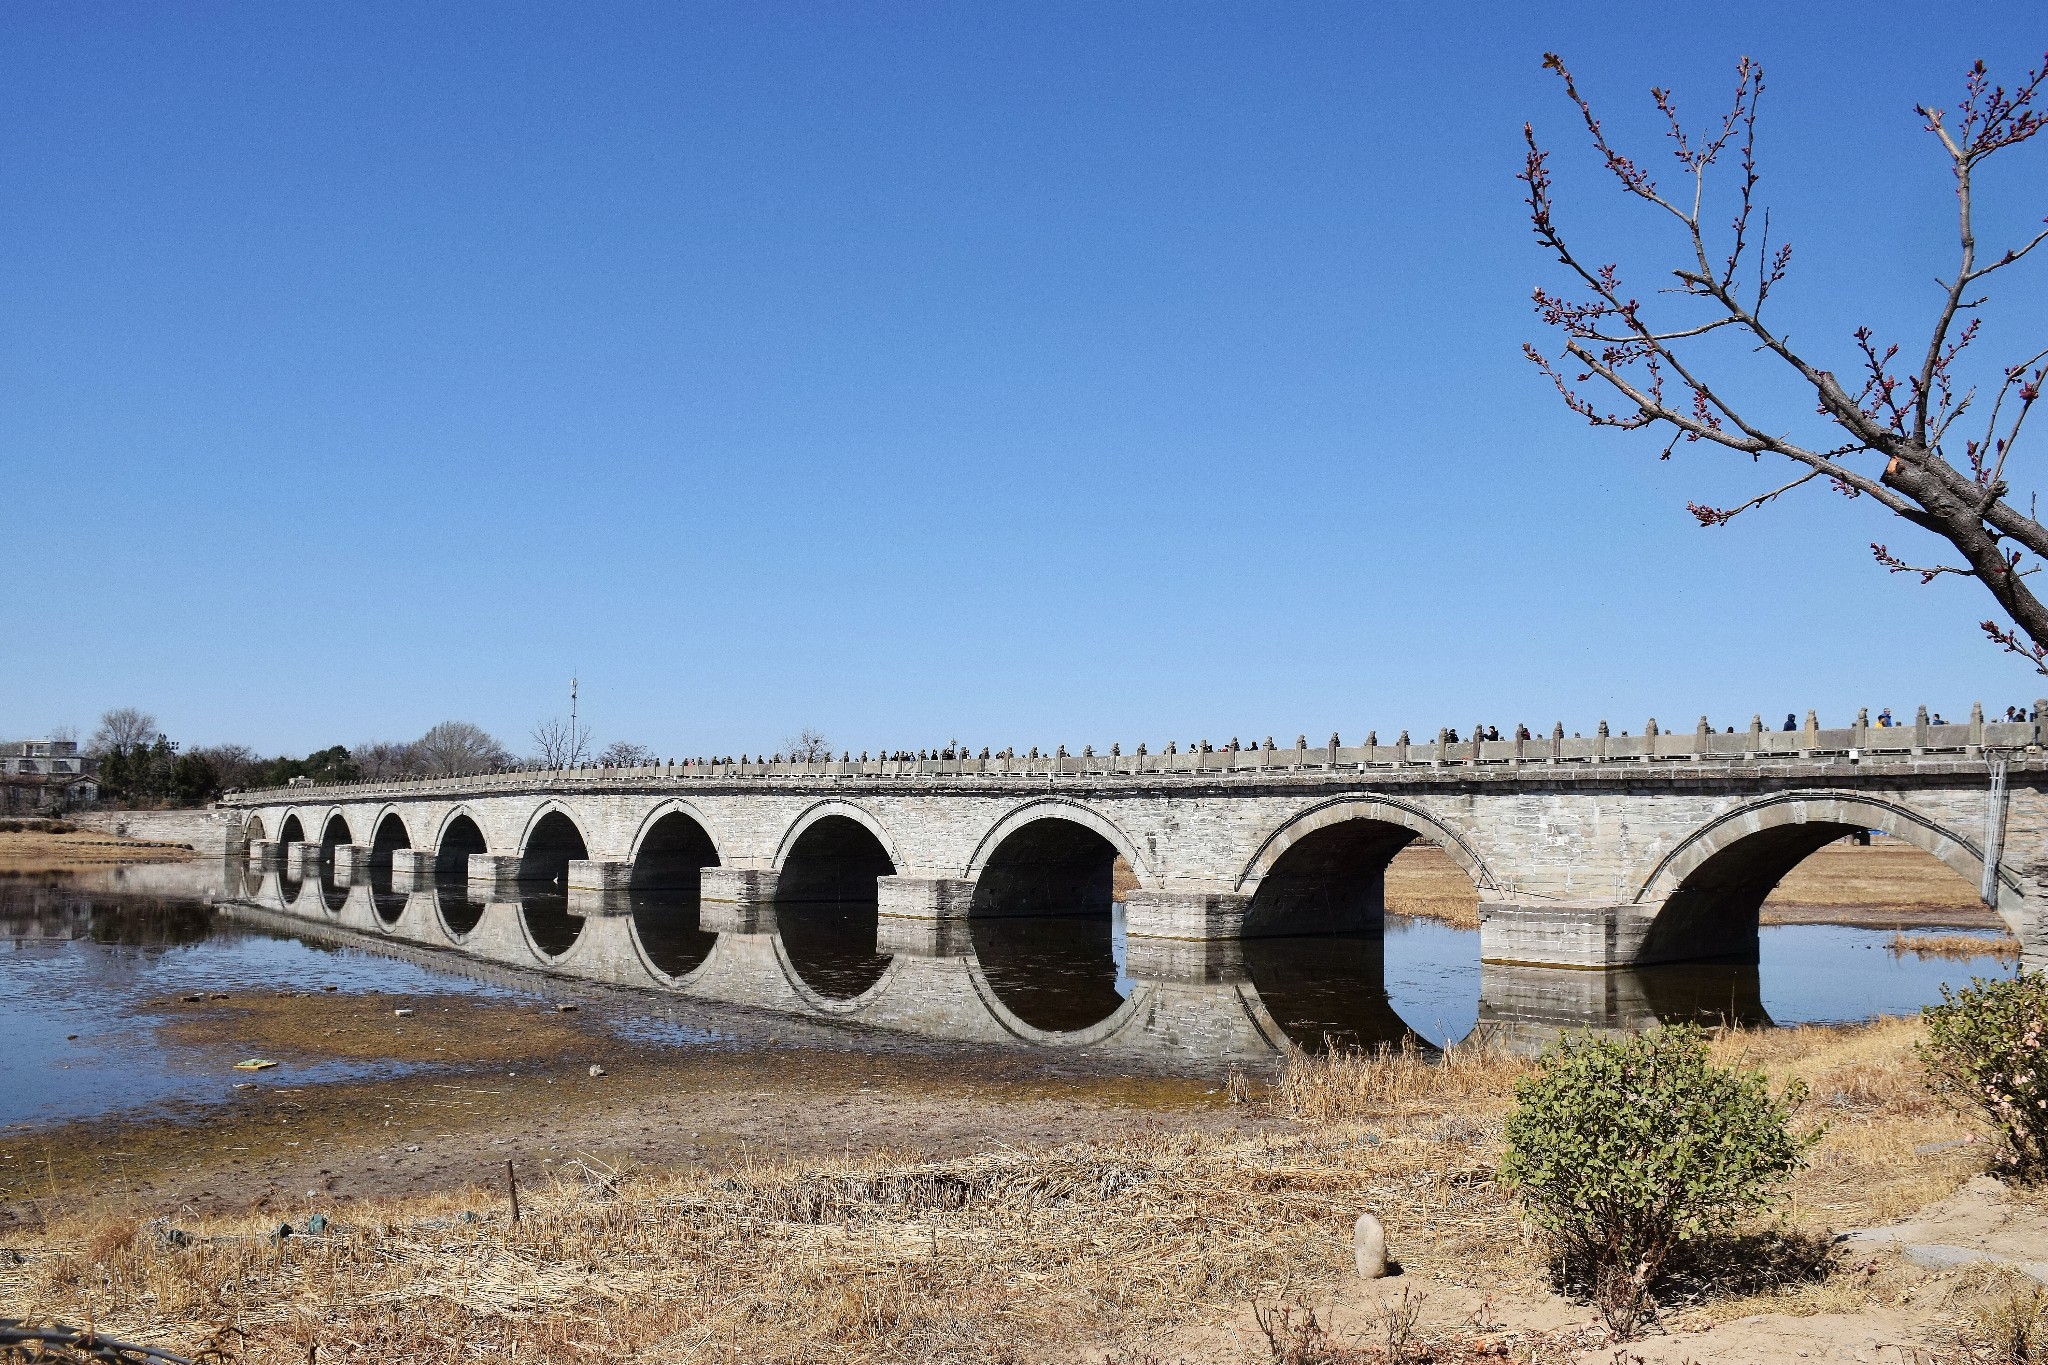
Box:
970;819;1127;1033
632;812;719;978
777;815;894;999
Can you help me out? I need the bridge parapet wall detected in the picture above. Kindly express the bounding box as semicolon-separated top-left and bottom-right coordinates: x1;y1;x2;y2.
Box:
221;712;2048;807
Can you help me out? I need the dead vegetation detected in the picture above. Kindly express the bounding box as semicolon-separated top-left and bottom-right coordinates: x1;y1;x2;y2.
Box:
0;1018;2015;1363
0;829;196;875
1889;931;2022;964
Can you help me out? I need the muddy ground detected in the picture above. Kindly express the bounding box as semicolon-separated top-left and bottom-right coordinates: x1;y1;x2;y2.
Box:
0;983;1259;1229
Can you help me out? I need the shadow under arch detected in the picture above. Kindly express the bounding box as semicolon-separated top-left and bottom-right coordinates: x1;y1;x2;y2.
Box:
969;815;1129;1035
1631;791;2012;964
1237;796;1496;900
277;813;306;905
776;813;895;1000
630;808;720;979
1238;809;1490;1050
517;811;587;957
370;811;411;924
318;813;353;912
240;814;266;854
434;814;489;936
964;798;1152;886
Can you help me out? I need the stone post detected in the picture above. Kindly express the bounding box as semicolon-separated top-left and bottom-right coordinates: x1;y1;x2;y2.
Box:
467;853;521;886
1802;709;1820;756
1643;718;1659;763
1396;730;1410;764
1593;721;1608;763
1694;715;1710;759
566;859;633;891
1913;705;1930;755
1970;702;1986;750
331;844;372;882
1854;707;1869;749
1748;714;1764;758
699;867;778;934
1550;722;1563;761
1123;889;1251;941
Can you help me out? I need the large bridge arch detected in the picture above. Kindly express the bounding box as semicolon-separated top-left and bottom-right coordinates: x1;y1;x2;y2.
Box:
431;805;492;854
517;804;590;886
963;798;1152;886
771;800;904;874
627;798;728;870
1636;790;2019;918
1235;796;1498;897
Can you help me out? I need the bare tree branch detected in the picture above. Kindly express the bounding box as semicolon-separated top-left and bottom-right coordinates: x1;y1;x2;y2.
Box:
1526;50;2048;670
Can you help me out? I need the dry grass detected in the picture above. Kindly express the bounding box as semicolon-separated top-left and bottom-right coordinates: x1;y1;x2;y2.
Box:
1888;931;2021;964
0;1018;1996;1363
0;829;196;874
1768;839;1982;914
1383;846;1479;930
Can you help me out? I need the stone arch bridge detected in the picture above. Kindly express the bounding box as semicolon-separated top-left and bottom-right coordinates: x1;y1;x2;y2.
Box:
225;721;2048;978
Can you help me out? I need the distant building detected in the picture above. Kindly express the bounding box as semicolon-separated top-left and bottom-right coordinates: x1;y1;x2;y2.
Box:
1;740;100;813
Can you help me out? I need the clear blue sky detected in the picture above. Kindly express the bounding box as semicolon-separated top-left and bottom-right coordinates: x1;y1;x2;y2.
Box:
5;4;2045;759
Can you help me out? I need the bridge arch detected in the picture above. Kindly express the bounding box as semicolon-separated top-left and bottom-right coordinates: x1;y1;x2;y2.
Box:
517;804;589;886
319;811;354;851
369;809;413;924
241;814;267;848
774;805;899;1002
626;801;723;980
627;799;727;875
771;800;904;874
1236;796;1497;896
1631;790;2021;953
963;798;1151;886
431;805;491;855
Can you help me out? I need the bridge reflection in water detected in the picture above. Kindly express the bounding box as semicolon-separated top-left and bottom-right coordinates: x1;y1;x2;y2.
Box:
224;859;1789;1064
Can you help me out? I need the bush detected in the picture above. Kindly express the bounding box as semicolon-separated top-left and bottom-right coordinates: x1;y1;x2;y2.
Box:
1920;970;2048;1182
1499;1025;1818;1338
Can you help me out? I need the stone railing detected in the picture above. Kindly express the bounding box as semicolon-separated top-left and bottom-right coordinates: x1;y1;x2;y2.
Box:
225;703;2047;804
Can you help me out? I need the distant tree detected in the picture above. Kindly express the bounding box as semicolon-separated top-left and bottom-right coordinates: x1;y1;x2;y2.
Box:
413;721;511;777
171;750;220;805
784;727;832;762
263;745;361;787
188;743;267;791
531;716;591;768
1524;52;2048;666
350;740;423;780
90;707;158;756
99;733;179;806
598;740;657;766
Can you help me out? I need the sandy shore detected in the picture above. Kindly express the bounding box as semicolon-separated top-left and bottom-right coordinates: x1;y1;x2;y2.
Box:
0;827;198;875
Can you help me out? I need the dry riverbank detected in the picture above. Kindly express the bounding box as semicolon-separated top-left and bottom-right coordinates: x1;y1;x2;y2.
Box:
4;1016;2039;1364
0;826;197;876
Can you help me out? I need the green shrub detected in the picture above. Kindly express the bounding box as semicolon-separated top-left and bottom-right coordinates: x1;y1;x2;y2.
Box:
1920;970;2048;1182
1499;1025;1818;1338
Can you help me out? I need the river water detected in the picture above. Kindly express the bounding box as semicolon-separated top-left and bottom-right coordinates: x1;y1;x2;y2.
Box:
0;860;2018;1133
